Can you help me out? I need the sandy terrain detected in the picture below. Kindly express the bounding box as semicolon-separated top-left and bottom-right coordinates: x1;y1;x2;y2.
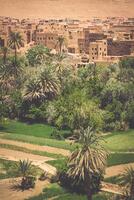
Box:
0;0;133;19
0;144;134;178
105;162;134;178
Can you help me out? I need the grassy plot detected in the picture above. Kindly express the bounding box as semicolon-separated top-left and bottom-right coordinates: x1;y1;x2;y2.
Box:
26;183;108;200
0;120;70;139
0;159;17;180
103;129;134;152
104;176;120;185
47;158;67;171
0;133;75;150
1;121;134;152
107;153;134;166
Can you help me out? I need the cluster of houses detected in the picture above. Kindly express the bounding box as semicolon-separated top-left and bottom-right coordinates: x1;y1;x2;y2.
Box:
1;16;134;63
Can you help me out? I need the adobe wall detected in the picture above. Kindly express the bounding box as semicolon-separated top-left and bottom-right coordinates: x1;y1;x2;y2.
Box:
107;39;134;56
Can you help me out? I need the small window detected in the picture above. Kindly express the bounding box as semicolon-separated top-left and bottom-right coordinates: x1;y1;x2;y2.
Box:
92;57;94;60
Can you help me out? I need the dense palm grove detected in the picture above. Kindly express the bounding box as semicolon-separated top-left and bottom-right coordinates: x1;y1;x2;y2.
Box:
0;32;134;200
0;33;134;133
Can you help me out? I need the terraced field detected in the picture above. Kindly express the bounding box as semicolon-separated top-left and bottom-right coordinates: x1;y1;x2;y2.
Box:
0;121;134;200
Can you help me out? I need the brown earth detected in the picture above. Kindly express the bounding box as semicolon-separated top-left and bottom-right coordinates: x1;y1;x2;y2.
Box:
0;144;134;178
105;162;134;178
0;138;70;156
0;178;49;200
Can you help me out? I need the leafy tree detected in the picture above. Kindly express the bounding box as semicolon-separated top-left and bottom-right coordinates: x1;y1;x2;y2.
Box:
77;64;104;98
67;126;108;200
52;89;104;130
126;101;134;128
4;90;23;119
26;44;50;66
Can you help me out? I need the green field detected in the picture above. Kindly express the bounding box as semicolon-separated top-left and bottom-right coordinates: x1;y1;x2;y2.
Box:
27;183;108;200
104;176;120;184
0;133;75;150
107;153;134;166
1;121;134;152
0;121;57;138
1;124;134;153
103;129;134;152
0;121;133;199
0;159;17;180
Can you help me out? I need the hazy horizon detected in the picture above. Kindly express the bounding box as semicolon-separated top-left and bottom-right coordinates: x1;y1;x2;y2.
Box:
0;0;133;20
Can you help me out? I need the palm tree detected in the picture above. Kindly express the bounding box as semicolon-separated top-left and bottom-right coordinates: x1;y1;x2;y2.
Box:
55;36;66;54
67;126;108;200
16;159;33;178
8;32;24;65
0;58;23;81
0;46;8;64
23;78;43;103
119;166;134;200
40;67;60;99
14;159;35;190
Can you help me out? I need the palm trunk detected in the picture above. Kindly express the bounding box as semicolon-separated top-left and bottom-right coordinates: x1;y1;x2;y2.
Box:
3;54;6;64
130;178;134;198
87;190;93;200
14;46;17;66
85;174;93;200
59;44;62;54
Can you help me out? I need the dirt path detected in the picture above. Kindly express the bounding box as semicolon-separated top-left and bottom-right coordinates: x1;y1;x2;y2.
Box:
105;162;134;178
0;178;49;200
0;138;70;156
0;148;57;175
101;182;124;195
1;139;134;178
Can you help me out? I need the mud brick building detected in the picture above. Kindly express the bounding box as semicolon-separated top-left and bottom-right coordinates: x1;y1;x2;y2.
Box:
107;38;134;56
